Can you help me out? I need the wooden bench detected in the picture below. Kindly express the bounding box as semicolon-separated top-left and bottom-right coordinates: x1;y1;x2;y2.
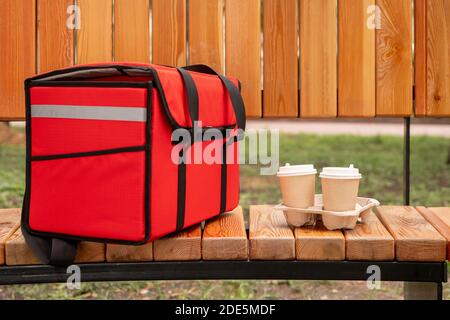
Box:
1;206;448;299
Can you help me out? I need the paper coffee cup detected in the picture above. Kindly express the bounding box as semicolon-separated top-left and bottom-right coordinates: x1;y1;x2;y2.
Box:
320;164;362;211
277;164;317;226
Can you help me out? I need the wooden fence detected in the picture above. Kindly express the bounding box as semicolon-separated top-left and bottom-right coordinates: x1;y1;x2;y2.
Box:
0;0;449;120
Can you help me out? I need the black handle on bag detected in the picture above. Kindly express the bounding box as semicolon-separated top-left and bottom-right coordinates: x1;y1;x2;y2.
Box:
176;68;199;127
180;64;246;135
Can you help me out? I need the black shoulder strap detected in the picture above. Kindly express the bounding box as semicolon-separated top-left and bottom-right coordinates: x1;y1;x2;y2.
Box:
176;67;199;127
181;64;246;136
21;225;78;266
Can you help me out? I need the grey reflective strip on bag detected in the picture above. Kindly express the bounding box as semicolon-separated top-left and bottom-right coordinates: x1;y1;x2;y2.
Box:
31;105;147;122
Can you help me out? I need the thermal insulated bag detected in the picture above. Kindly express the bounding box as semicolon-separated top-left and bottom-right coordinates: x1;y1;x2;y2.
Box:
21;63;245;264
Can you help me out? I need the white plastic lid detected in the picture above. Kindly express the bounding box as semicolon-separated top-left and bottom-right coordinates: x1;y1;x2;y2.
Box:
277;163;317;177
319;164;362;179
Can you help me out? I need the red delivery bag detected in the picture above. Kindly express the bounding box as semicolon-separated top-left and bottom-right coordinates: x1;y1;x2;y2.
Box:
21;63;246;265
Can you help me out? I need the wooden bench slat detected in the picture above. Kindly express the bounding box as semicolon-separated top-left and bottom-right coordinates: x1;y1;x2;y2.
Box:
153;224;202;261
106;243;153;262
295;221;345;261
74;242;105;263
344;210;394;261
0;209;21;265
6;228;40;266
417;207;450;259
5;227;105;266
375;206;446;262
202;206;248;260
249;205;295;260
428;208;450;230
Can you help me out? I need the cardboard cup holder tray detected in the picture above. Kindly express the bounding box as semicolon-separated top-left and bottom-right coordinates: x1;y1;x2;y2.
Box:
274;195;380;230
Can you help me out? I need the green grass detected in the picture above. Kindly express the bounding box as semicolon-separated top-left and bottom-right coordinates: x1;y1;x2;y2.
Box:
0;145;25;208
0;132;449;299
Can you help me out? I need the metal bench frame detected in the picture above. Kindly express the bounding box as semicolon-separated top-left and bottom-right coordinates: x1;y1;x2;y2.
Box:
0;260;447;300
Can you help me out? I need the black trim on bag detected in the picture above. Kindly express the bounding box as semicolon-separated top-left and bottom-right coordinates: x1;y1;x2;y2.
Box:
21;81;32;240
31;145;148;162
21;80;153;246
145;82;152;246
176;67;199;126
147;67;185;130
220;135;237;214
220;140;228;213
176;147;187;231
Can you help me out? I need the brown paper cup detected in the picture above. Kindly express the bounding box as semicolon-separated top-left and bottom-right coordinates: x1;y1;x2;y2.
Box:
278;174;316;226
279;174;316;208
321;178;360;211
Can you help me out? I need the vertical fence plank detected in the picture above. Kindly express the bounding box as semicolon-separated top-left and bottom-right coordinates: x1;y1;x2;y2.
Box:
188;0;224;72
263;0;298;117
376;0;412;116
114;0;150;62
338;0;375;117
414;0;427;116
152;0;186;66
0;0;36;120
225;0;261;118
300;0;337;118
38;0;74;73
426;0;450;116
76;0;112;64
